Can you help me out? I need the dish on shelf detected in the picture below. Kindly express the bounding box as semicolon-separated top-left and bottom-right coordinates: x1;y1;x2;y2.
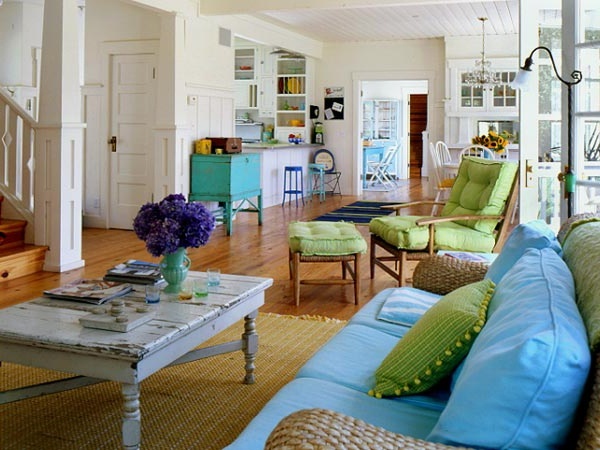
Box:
239;66;252;70
287;78;300;94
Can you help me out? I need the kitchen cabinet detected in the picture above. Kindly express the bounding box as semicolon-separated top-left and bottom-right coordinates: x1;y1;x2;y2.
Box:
235;80;258;109
276;56;312;142
444;58;519;148
189;153;262;236
234;47;256;81
258;76;275;117
362;99;399;141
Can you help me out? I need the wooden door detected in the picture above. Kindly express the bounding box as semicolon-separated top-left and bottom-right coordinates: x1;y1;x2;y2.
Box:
409;94;427;178
109;53;156;229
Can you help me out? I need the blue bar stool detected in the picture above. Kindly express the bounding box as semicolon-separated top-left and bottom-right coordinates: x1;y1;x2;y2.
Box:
307;163;326;202
282;166;304;207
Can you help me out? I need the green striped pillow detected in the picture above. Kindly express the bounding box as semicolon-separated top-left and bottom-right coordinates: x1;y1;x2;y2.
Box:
370;279;494;398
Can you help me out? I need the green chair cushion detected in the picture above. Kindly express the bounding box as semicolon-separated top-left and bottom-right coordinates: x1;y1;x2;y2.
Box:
369;279;495;398
288;221;368;256
441;157;518;234
369;217;496;252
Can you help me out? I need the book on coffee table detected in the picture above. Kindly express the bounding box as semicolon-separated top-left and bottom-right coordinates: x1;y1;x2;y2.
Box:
43;279;133;304
104;260;164;285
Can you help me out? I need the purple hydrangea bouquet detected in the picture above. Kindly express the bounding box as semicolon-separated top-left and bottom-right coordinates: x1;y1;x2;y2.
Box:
133;194;216;293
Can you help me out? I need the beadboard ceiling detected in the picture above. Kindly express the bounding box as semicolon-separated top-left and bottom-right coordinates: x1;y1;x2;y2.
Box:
202;0;519;43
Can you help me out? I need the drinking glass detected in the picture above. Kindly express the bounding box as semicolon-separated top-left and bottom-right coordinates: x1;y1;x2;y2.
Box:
194;278;209;297
145;284;160;304
207;268;221;287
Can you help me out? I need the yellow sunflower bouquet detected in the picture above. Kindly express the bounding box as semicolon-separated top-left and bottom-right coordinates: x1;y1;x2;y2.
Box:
472;130;512;154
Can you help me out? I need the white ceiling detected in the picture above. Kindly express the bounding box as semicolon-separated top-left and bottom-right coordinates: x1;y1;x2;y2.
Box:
203;1;519;43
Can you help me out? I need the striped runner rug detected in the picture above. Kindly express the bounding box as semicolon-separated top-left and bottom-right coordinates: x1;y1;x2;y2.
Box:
312;201;399;224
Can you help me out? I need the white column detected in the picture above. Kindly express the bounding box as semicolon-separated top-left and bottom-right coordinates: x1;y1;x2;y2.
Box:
35;0;85;271
154;12;192;200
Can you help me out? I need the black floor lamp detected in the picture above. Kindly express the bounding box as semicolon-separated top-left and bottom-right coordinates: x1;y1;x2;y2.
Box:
510;46;582;217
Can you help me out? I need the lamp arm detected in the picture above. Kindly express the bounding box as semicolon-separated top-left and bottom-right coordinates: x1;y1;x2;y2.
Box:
525;46;583;87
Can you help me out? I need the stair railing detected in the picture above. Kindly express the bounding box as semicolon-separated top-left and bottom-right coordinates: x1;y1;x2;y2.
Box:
0;89;35;223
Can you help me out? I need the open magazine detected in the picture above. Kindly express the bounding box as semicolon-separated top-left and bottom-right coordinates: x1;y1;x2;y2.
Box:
43;279;133;304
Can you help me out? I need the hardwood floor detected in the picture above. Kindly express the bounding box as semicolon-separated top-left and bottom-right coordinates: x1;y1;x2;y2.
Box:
0;178;432;320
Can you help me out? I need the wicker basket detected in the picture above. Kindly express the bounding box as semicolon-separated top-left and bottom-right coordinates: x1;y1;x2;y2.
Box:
412;255;488;295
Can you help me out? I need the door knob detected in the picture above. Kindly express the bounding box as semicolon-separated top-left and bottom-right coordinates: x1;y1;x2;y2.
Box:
108;136;117;152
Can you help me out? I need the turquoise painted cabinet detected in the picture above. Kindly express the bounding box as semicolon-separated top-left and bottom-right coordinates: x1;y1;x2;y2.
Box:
189;153;262;236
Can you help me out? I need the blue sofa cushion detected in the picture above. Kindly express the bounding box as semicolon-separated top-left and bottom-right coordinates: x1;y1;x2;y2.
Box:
485;219;562;284
224;377;442;450
428;248;591;449
297;324;449;411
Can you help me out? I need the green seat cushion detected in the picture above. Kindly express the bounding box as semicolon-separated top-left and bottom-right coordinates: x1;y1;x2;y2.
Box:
370;279;495;398
369;216;496;252
441;157;518;234
288;221;367;256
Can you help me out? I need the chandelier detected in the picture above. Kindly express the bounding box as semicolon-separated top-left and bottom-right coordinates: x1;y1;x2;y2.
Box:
464;17;501;90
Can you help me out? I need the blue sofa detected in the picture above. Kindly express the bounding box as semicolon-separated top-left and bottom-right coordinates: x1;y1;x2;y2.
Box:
226;218;600;449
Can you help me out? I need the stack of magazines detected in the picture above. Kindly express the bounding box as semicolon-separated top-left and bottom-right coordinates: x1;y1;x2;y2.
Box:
43;279;133;305
104;260;164;285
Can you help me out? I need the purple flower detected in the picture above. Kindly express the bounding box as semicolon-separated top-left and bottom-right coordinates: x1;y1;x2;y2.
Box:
133;194;216;257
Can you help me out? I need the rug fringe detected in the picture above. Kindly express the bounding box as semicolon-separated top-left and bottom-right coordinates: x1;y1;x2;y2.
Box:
261;312;346;323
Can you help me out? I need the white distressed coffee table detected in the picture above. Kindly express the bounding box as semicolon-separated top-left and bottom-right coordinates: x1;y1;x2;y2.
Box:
0;272;273;449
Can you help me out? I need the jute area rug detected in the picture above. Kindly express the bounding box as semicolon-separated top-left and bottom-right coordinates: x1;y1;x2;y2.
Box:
0;313;345;450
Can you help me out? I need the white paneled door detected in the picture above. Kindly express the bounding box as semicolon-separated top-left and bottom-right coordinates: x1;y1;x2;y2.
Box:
109;53;156;229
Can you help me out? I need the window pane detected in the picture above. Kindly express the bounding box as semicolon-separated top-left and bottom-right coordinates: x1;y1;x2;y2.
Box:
539;120;561;161
584;120;600;161
538;65;562;114
579;47;600;113
582;0;600;43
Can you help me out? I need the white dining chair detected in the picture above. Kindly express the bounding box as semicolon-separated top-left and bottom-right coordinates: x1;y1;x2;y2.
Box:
460;144;495;160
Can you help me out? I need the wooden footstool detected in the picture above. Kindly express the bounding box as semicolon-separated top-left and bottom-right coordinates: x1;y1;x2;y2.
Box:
288;222;368;306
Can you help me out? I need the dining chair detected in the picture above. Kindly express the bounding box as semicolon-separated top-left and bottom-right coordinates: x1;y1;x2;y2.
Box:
369;156;519;286
429;142;455;214
460;144;496;160
367;145;399;189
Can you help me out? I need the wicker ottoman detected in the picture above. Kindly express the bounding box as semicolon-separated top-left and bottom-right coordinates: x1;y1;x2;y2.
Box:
288;221;368;306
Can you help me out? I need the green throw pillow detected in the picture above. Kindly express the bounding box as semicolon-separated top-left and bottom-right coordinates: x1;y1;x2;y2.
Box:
370;279;494;398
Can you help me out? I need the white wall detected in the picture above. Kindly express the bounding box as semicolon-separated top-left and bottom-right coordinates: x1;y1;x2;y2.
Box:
0;1;43;87
315;38;445;194
82;0;236;227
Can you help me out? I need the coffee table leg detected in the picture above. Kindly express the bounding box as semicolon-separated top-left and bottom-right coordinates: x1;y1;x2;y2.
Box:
122;382;141;449
243;310;259;384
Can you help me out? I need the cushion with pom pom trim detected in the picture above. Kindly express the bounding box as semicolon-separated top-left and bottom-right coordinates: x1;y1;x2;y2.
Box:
370;279;494;398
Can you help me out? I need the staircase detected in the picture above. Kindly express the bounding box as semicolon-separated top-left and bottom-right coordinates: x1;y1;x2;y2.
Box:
0;91;49;283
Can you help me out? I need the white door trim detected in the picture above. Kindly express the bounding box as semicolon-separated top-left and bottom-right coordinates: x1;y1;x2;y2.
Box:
99;40;159;229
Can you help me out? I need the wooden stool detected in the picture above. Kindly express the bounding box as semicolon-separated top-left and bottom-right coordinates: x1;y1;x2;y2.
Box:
288;222;367;306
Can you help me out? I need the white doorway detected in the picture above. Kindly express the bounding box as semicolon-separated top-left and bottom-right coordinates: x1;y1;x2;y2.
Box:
360;79;429;190
108;52;157;229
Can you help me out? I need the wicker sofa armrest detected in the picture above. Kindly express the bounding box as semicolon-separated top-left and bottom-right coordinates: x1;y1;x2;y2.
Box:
265;408;473;449
412;255;488;295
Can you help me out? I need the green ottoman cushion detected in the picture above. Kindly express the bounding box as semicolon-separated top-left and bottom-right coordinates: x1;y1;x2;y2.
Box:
289;222;368;256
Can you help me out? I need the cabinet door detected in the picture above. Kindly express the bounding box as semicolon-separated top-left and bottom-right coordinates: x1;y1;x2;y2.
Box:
258;76;275;117
234;81;258;109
